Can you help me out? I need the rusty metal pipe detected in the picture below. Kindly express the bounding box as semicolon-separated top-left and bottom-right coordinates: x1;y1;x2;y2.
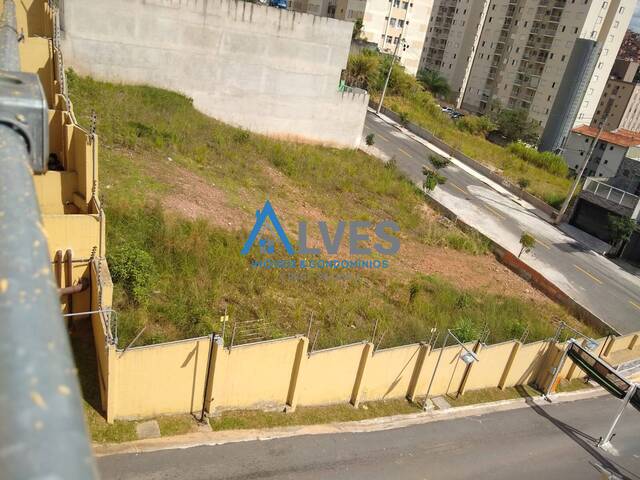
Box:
58;276;89;296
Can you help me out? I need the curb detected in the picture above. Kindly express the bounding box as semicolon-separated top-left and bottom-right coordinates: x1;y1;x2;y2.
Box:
93;387;606;457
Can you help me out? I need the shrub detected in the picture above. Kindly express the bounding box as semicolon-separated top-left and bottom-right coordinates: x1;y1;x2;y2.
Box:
453;318;479;343
507;142;568;177
456;116;496;137
422;167;447;191
517;178;530;189
398;110;410;126
108;245;155;304
429;155;451;169
366;133;375;146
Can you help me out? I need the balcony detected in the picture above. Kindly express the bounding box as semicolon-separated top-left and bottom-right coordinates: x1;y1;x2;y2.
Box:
583;178;640;216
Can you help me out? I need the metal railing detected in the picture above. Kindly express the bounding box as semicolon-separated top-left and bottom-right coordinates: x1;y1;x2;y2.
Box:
0;0;98;478
583;177;640;210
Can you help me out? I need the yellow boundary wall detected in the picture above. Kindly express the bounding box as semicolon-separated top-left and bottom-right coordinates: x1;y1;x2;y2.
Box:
89;266;640;421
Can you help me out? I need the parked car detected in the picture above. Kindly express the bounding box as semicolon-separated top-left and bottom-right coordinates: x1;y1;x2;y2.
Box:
269;0;288;8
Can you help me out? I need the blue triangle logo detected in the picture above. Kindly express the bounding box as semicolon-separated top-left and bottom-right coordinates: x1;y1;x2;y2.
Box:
241;200;295;255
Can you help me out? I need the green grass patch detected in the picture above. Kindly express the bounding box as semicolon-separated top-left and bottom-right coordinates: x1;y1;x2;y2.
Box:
157;415;198;437
211;399;421;431
445;385;542;407
380;93;572;209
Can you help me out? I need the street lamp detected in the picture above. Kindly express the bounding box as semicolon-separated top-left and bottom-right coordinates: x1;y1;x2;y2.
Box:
422;329;479;411
376;14;410;116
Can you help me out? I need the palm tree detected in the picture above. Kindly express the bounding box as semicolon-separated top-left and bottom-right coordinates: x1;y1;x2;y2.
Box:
417;69;450;98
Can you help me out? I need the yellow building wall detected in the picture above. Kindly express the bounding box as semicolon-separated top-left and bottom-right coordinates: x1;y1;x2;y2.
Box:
212;337;301;410
42;214;102;260
113;337;211;419
361;344;422;401
298;343;366;406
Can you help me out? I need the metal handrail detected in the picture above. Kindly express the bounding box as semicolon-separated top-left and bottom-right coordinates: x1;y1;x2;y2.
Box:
0;0;98;478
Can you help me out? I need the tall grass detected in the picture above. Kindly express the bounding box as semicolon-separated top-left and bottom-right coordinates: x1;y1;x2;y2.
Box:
507;142;568;176
381;93;572;209
67;73;596;348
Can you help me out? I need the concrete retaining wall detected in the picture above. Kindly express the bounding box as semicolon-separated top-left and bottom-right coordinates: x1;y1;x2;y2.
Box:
60;0;368;148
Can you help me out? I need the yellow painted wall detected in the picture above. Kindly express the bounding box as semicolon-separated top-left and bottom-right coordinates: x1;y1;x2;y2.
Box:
502;341;548;388
42;214;102;259
412;342;477;398
113;337;211;419
464;342;514;391
607;333;638;354
361;344;422;401
212;337;301;410
298;343;366;406
33;171;79;214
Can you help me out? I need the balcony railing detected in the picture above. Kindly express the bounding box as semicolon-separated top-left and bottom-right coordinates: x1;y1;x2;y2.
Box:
583;178;640;211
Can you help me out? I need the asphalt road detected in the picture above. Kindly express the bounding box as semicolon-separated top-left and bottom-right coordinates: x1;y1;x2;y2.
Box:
364;111;640;334
98;396;640;479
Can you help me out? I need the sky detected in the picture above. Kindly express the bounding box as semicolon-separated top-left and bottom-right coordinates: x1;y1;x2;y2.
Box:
631;1;640;32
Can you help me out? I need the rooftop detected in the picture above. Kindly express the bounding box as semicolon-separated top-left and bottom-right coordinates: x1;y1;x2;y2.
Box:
572;125;640;148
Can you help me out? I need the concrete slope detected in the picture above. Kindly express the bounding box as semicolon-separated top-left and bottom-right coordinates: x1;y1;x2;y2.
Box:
364;111;640;334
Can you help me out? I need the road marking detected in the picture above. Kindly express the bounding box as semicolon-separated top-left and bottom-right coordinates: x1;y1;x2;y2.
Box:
535;238;551;250
398;147;413;158
449;182;467;195
574;265;603;285
482;204;505;220
630;300;640;312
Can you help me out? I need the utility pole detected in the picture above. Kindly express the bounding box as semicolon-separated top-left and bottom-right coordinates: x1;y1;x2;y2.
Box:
555;99;613;224
376;13;409;116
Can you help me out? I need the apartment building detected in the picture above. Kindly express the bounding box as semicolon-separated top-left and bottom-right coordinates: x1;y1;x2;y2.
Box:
564;124;640;177
592;59;640;132
420;0;634;135
298;0;433;75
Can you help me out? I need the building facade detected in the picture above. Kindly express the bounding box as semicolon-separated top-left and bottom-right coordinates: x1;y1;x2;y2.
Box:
592;59;640;132
420;0;634;134
564;125;640;178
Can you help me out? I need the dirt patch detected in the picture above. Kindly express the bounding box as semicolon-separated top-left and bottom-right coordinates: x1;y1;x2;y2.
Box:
151;159;551;304
396;240;548;303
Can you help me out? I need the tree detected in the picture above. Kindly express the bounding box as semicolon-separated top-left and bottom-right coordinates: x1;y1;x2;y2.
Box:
417;69;451;98
608;214;636;257
495;108;539;144
352;18;363;40
518;232;536;258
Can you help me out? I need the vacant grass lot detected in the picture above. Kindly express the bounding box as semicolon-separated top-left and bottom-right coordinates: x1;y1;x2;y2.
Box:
380;93;573;209
68;72;596;350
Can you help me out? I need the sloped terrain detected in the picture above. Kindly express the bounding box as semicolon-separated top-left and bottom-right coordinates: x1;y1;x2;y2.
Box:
68;71;596;349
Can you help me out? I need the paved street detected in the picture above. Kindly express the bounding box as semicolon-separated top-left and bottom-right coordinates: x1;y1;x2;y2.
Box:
98;396;640;479
364;111;640;334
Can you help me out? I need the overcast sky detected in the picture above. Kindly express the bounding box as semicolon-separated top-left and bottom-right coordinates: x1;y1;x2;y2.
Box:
631;1;640;32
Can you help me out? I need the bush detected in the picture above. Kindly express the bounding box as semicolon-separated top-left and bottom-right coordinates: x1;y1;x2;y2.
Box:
456;116;496;137
429;155;451;169
366;133;375;146
108;245;155;304
507;142;568;177
517;178;530;189
453;318;479;343
398;110;410;126
422;167;447;191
